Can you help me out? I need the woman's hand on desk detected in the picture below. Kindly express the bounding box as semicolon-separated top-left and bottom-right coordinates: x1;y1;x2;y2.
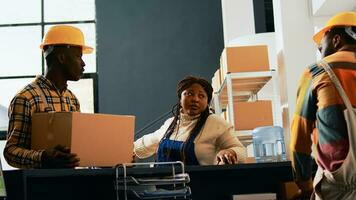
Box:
215;149;237;165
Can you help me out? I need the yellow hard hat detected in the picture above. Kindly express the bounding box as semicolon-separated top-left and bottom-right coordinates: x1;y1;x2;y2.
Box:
40;25;93;54
313;11;356;45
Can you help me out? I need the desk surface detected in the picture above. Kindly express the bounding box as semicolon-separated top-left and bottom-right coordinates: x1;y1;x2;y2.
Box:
4;161;293;200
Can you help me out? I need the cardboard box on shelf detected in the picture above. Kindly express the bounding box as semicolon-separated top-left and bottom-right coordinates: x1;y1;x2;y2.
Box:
220;45;270;80
31;112;135;167
232;100;273;130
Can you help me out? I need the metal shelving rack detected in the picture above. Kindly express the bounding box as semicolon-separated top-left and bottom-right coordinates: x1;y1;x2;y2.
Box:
114;161;191;200
212;70;274;125
211;70;279;147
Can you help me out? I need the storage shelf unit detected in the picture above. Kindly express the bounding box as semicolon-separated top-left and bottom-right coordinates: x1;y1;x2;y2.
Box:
216;71;273;107
213;70;274;120
211;45;283;154
212;70;276;149
234;133;253;147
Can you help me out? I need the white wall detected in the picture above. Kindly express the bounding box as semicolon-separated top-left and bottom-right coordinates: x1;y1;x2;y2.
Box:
273;0;316;139
312;0;356;16
221;0;255;46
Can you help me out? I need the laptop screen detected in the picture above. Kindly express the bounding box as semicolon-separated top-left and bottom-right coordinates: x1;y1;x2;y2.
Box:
0;159;6;197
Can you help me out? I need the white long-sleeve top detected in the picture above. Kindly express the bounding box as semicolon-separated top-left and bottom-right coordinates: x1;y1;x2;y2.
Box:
134;113;246;165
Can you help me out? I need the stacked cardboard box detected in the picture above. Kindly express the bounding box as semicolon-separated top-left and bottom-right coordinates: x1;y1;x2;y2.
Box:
226;100;273;130
220;45;270;80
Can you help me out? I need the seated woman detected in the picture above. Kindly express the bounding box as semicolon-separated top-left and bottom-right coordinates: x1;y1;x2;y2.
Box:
134;75;246;165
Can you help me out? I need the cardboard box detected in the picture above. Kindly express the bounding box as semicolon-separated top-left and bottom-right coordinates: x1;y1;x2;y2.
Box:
233;100;273;130
31;112;135;167
220;45;270;80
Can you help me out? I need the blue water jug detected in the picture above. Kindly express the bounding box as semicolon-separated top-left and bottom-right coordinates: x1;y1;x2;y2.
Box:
252;126;286;162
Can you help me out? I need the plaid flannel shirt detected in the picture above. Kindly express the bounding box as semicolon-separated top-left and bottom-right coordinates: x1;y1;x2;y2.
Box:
4;75;80;168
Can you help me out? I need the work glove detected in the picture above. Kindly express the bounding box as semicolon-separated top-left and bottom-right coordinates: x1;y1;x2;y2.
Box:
42;145;80;168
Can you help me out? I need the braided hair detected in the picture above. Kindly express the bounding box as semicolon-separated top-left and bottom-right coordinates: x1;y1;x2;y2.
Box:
160;75;213;163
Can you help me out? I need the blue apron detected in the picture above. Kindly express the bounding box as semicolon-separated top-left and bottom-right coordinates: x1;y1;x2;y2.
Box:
157;129;200;165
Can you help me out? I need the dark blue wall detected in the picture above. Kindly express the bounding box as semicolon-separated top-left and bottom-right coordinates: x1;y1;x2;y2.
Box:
253;0;274;33
96;0;224;137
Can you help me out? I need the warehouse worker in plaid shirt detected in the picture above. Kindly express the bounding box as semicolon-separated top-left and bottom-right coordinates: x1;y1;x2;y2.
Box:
3;25;93;168
290;12;356;199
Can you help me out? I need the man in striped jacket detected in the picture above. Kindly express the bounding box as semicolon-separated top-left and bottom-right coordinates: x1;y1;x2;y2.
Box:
290;12;356;199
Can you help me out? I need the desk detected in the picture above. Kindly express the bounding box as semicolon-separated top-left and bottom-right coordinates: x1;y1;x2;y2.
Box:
3;162;293;200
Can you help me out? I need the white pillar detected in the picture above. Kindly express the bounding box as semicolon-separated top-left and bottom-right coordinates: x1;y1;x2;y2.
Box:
272;0;316;142
221;0;255;46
